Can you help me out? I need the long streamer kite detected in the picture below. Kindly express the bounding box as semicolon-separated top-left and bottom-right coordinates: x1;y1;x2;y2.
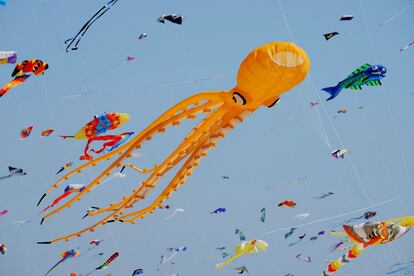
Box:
87;252;119;275
40;184;86;213
45;249;79;276
323;216;414;275
65;0;119;52
37;41;310;243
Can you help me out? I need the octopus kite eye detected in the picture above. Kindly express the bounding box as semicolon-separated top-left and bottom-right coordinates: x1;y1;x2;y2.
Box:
232;92;246;105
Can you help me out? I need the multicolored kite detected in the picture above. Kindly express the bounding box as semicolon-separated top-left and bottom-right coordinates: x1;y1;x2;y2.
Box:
278;200;296;208
40;184;86;213
56;162;74;175
0;244;6;254
45;249;79;276
80;132;134;161
0;51;17;64
41;129;54;137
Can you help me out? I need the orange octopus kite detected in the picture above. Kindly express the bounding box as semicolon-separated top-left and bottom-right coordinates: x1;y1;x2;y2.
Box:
37;41;310;243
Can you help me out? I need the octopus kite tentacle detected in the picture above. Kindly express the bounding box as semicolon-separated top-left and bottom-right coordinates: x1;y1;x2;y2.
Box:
37;42;311;243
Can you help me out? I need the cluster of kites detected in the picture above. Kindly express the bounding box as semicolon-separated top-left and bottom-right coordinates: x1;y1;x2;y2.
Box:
0;1;413;275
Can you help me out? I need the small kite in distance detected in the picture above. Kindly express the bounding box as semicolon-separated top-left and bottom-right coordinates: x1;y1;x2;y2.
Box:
278;200;296;208
41;129;54;137
157;14;184;25
323;32;339;40
331;149;349;159
340;15;354;21
20;126;33;140
211;208;226;214
0;166;27;180
0;244;7;254
56;162;74;175
138;33;148;40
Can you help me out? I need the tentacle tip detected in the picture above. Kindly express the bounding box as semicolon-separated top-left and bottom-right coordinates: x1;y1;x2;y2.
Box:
37;241;51;244
40;218;45;225
37;194;47;206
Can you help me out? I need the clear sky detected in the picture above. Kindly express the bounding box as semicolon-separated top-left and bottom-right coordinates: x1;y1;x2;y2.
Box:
0;0;413;275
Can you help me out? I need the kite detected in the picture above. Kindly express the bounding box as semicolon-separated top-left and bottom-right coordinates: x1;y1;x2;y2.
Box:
329;240;346;252
0;244;6;254
90;239;103;247
216;239;268;269
56;162;74;175
400;39;414;53
12;219;31;226
162;247;188;264
65;0;119;52
126;56;135;61
36;42;310;243
93;253;104;258
40;184;86;213
80;132;134;161
338;211;377;226
323;32;339;40
87;252;119;275
340;15;354;21
337;108;347;114
60;113;129;140
41;129;54;137
211;208;226;214
322;64;386;101
260;208;266;222
45;249;79;276
234;266;249;274
132;268;144;275
138;33;147;40
331;149;349;159
284;228;297;239
216;246;226;251
165;208;184;220
0;166;27;180
0;59;48;98
309;230;325;241
278;200;296;208
157;14;183;25
20;126;33;140
0;210;8;216
296;253;311;263
386;260;414;275
235;229;246;241
222;176;230;179
313;192;334;200
379;5;411;27
288;233;306;247
82;206;101;219
294;213;310;220
0;51;17;64
310;102;318;107
323;216;414;275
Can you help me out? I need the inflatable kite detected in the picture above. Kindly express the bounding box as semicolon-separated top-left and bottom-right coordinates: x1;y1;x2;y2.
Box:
323;216;414;275
0;51;17;64
322;64;386;101
36;42;310;243
0;59;48;98
65;0;119;52
80;132;134;161
45;249;79;276
216;239;268;269
20;126;33;140
0;166;27;180
86;252;119;275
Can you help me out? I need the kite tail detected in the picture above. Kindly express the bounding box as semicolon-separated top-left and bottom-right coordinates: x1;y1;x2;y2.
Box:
40;191;73;213
216;254;242;269
0;87;9;97
322;85;342;101
385;216;414;227
323;243;365;275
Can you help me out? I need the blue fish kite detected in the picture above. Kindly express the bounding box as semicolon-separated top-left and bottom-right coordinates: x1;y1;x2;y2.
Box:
211;208;226;214
322;64;386;101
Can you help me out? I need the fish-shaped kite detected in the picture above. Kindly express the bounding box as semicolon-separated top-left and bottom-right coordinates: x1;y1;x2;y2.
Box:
216;239;268;269
322;64;386;101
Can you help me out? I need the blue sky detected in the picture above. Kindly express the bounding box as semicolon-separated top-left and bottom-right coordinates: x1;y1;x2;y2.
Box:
0;0;413;275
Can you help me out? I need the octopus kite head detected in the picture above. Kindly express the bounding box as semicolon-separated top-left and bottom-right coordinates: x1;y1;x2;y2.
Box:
231;42;310;109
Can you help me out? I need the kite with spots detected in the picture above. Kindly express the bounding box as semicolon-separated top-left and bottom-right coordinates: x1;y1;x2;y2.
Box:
45;249;79;276
0;59;48;98
278;200;296;208
65;0;119;52
322;64;386;101
216;239;268;269
323;216;414;275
